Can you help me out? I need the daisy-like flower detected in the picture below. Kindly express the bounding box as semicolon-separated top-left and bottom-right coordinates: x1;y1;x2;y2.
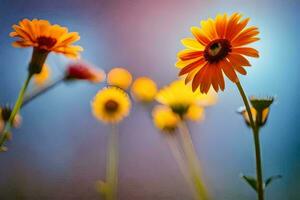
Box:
176;13;259;93
152;105;180;133
65;62;106;83
33;64;51;86
92;87;131;124
131;77;157;103
10;19;83;74
107;68;133;90
156;80;217;116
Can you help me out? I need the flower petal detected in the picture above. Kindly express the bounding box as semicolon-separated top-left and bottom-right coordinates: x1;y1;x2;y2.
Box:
190;26;211;46
181;38;204;50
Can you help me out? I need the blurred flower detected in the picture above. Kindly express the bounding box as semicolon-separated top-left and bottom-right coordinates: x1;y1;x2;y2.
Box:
250;96;274;112
185;104;205;122
65;62;106;83
176;13;259;93
107;67;132;90
131;77;157;103
0;106;22;132
156;80;216;117
10;19;83;74
152;105;180;133
33;64;51;86
92;87;131;124
238;106;270;127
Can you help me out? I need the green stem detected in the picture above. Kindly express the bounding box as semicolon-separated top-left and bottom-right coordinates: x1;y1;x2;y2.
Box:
106;125;119;200
236;82;264;200
178;121;209;200
0;73;32;147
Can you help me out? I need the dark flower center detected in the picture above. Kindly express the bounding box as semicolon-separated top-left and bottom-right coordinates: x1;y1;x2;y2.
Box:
36;36;57;49
204;39;231;63
105;100;119;113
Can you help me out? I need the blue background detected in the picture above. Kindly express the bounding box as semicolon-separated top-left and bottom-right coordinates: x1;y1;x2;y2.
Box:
0;0;299;199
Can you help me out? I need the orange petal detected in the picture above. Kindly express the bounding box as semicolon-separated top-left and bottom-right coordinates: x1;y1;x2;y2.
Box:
179;50;204;61
227;53;251;67
200;66;213;94
215;13;227;38
232;47;259;57
184;68;199;84
215;63;225;91
228;18;250;41
175;58;199;69
190;26;211;46
233;37;260;47
225;13;242;39
192;63;209;91
220;59;238;83
179;58;205;75
210;65;219;92
200;19;218;40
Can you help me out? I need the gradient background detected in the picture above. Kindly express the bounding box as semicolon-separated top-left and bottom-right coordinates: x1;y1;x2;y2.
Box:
0;0;299;199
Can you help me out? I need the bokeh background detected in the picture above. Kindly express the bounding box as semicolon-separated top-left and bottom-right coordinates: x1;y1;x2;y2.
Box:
0;0;299;199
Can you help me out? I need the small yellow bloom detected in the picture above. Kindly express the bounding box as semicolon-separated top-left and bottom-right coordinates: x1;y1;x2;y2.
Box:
131;77;157;103
152;106;180;133
156;80;217;116
185;104;205;122
92;87;131;124
33;64;51;86
107;68;132;90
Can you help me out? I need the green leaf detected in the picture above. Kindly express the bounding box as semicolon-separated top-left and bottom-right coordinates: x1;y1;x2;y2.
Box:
241;174;257;191
265;175;282;188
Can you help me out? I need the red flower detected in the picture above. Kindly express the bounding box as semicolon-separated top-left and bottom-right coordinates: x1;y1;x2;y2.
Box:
65;62;105;83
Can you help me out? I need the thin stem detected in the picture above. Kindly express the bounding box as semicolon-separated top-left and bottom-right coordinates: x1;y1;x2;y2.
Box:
178;121;209;200
236;81;264;200
165;134;195;196
22;76;64;107
106;124;119;200
0;73;32;147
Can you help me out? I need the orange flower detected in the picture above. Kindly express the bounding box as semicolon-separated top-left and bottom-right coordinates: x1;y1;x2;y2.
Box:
176;13;259;93
10;19;83;59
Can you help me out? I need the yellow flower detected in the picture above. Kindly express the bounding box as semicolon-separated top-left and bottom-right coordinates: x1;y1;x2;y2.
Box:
152;105;180;133
185;104;205;122
176;13;259;93
107;68;132;90
92;87;131;124
10;19;83;58
131;77;157;103
33;64;51;86
156;80;216;116
238;107;269;127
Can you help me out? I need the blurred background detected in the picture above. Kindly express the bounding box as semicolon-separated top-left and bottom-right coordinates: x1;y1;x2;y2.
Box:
0;0;299;199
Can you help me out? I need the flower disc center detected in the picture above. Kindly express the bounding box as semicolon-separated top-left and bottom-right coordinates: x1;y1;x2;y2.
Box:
105;100;119;113
204;39;231;63
37;36;57;49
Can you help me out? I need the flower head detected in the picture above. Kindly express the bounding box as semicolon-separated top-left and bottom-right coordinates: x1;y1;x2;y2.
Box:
107;68;132;90
238;106;269;127
176;13;259;93
33;64;51;86
65;61;106;83
92;87;131;124
10;19;83;58
250;96;274;112
152;105;180;133
131;77;157;103
156;80;216;116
